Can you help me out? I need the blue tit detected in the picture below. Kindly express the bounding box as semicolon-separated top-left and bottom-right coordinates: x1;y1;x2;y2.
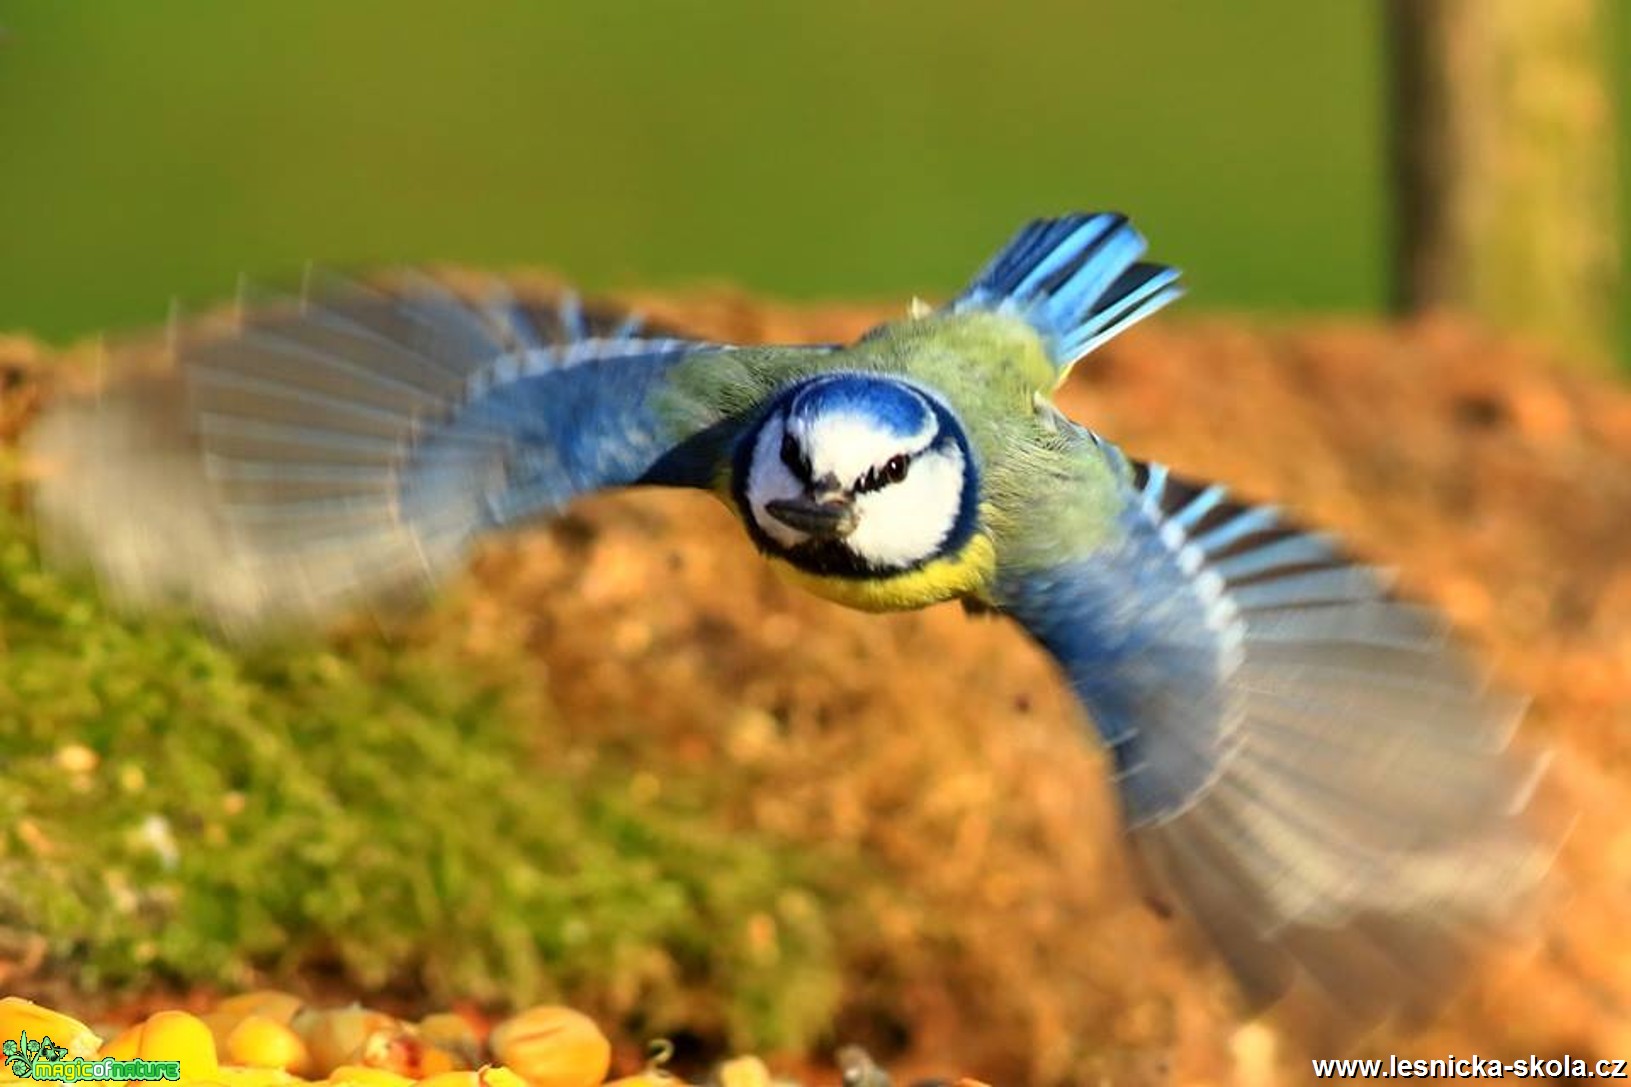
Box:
30;213;1557;1024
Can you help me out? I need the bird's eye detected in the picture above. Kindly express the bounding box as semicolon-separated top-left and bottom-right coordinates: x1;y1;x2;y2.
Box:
857;453;911;493
780;431;810;480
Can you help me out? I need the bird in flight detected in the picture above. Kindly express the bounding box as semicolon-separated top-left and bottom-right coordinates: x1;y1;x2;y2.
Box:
30;213;1557;1026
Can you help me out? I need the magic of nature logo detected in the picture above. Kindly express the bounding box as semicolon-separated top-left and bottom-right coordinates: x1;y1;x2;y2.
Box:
4;1031;180;1082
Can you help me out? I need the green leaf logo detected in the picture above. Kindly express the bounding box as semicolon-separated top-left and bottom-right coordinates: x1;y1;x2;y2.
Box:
6;1030;36;1076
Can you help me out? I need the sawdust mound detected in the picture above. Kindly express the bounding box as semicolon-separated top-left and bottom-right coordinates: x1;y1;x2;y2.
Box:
7;290;1631;1084
455;293;1631;1083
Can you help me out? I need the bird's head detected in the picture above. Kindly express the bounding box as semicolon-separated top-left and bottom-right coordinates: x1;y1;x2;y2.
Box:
734;372;980;580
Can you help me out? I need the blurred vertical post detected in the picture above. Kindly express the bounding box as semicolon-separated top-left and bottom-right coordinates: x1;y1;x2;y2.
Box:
1388;0;1621;370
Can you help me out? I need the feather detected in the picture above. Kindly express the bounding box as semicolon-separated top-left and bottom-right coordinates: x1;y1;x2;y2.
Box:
951;213;1183;379
29;274;732;634
996;442;1562;1024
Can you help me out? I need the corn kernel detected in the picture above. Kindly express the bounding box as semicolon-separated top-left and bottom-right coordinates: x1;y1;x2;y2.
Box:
417;1016;480;1071
327;1065;414;1087
138;1011;221;1078
600;1076;674;1087
0;997;103;1066
418;1047;460;1078
292;1009;401;1077
359;1028;453;1079
99;1024;142;1061
487;1008;609;1087
226;1016;311;1075
477;1068;531;1087
715;1058;770;1087
418;1073;479;1087
197;1011;233;1049
216;993;304;1028
210;1068;298;1087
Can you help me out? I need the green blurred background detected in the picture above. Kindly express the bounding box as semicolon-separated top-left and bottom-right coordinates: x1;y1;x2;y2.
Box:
0;2;1626;345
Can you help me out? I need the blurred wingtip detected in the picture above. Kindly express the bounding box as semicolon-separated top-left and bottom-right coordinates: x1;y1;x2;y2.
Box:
22;267;652;640
1128;714;1575;1044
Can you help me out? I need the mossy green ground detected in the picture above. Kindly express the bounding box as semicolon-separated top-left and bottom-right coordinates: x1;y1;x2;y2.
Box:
0;503;847;1051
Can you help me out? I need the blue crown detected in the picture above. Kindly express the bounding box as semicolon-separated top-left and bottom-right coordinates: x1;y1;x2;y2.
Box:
785;373;935;442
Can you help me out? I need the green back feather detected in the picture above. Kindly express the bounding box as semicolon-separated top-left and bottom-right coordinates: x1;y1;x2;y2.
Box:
661;309;1127;579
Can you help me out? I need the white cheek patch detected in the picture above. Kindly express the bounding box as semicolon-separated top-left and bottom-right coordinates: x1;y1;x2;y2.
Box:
745;417;809;549
847;445;967;570
790;410;935;487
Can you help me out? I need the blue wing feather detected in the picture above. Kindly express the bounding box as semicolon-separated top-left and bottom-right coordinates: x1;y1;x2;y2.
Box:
996;487;1240;820
952;213;1183;378
995;436;1556;1020
208;279;738;601
31;274;743;630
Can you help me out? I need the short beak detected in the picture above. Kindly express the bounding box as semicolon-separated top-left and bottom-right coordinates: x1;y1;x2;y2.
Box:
765;494;857;539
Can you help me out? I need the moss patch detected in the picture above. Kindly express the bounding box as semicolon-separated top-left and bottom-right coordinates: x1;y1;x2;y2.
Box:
0;504;844;1051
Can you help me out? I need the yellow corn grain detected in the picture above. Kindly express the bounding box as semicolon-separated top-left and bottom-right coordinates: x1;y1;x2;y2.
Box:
209;1067;300;1087
96;1010;217;1087
136;1011;221;1078
715;1058;770;1087
418;1073;479;1087
0;998;102;1071
600;1075;675;1087
226;1016;311;1075
416;1016;481;1071
354;1026;455;1079
99;1023;142;1061
415;1046;460;1078
201;1011;242;1052
216;993;305;1029
292;1009;401;1077
476;1067;530;1087
326;1064;414;1087
487;1007;609;1087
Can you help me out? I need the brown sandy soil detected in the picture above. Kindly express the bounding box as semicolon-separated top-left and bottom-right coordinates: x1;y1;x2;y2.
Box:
6;290;1631;1085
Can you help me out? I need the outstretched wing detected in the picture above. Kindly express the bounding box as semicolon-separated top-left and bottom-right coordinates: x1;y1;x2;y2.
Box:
29;274;779;632
951;212;1183;385
993;428;1559;1023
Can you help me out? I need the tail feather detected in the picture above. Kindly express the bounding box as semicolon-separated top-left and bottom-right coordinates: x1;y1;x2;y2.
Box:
1073;262;1185;359
953;213;1183;378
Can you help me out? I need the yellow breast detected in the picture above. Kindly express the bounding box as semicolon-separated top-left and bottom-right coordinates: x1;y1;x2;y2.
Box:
767;532;997;613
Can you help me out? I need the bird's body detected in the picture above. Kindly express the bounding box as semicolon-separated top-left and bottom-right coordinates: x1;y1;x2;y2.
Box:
671;311;1102;613
29;214;1559;1027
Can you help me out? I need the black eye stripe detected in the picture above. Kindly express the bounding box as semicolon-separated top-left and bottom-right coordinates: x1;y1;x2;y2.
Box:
779;430;811;480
